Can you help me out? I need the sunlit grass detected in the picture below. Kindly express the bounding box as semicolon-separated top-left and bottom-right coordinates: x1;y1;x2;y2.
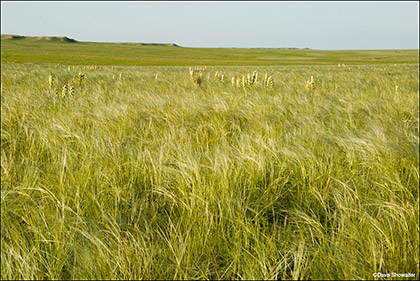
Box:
1;63;419;279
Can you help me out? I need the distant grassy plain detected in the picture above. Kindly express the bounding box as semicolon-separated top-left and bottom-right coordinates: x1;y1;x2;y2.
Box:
1;35;419;66
1;35;419;280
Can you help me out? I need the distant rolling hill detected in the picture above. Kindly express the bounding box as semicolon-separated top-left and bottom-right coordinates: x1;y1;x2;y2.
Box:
1;34;419;66
2;35;78;43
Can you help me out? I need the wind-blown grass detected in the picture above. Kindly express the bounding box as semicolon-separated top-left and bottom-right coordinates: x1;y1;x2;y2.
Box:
1;63;419;280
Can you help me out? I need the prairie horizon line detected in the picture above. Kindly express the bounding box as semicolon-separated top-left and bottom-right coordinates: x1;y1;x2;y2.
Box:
2;34;419;51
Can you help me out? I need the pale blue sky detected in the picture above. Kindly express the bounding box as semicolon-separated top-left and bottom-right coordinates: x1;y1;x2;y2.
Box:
1;1;418;49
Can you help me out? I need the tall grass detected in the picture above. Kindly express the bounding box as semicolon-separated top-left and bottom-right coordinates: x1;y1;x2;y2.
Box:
1;63;419;280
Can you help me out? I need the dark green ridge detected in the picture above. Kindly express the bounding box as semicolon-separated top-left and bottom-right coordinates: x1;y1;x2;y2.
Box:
2;34;419;66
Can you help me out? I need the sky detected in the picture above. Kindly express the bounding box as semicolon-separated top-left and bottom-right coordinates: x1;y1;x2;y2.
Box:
1;1;419;50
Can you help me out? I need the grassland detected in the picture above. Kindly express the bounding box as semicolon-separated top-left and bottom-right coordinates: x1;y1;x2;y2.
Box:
1;35;419;66
1;60;419;280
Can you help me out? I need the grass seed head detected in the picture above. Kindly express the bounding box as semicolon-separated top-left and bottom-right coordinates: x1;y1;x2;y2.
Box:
189;67;194;81
48;72;54;89
267;76;274;88
62;81;69;97
68;81;75;97
306;75;315;91
76;68;85;85
252;71;258;84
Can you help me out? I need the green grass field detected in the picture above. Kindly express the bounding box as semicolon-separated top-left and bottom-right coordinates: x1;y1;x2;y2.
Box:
2;35;419;66
1;37;419;280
